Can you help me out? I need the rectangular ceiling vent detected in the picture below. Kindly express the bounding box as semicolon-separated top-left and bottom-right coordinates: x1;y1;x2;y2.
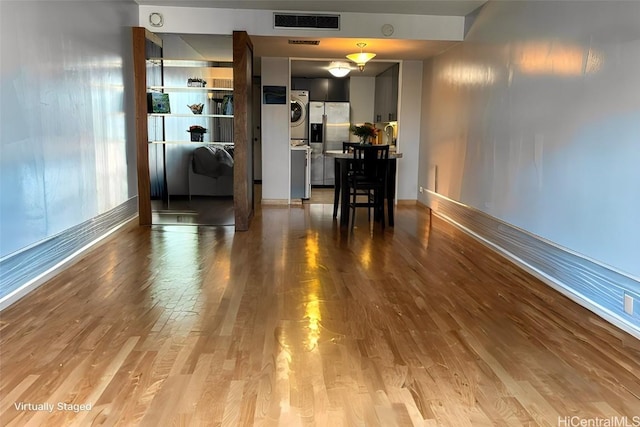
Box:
288;40;320;46
274;13;340;30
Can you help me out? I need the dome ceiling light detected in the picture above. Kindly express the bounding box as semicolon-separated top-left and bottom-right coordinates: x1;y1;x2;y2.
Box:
327;61;352;78
346;43;376;72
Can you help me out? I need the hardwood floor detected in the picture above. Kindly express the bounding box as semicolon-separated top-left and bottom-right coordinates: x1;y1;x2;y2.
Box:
1;202;639;426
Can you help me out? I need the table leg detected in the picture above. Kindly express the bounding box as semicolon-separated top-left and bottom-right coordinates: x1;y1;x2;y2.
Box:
387;159;396;226
340;159;350;227
333;158;340;219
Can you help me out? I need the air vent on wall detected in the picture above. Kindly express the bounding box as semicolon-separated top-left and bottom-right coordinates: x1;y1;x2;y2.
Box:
274;13;340;30
288;40;320;46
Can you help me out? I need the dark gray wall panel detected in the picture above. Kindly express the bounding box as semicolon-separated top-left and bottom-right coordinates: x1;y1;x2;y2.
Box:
0;198;137;308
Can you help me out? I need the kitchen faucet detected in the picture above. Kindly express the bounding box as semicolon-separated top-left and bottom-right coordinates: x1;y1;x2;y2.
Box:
384;123;395;145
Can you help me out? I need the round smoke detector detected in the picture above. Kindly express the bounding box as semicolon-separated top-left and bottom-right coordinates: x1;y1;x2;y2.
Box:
381;24;394;37
149;12;164;27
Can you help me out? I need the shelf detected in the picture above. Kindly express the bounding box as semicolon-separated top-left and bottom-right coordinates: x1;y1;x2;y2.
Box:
145;57;234;170
149;140;235;145
148;113;233;118
147;86;233;92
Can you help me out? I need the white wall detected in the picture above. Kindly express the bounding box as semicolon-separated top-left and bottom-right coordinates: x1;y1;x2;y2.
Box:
0;0;138;258
419;1;640;279
260;57;290;202
396;61;423;201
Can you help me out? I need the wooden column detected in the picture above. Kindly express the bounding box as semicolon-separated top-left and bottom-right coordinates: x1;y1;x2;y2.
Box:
132;27;162;226
233;31;254;231
132;27;150;225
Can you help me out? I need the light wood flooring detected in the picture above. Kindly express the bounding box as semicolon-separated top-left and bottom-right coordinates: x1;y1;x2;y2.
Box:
1;202;639;426
304;188;335;205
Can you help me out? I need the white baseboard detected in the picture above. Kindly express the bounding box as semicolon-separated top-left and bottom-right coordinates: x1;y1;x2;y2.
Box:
261;199;290;205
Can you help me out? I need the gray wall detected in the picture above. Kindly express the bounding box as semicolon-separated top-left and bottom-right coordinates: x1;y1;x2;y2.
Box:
0;1;138;300
419;1;640;280
418;0;640;335
396;61;423;202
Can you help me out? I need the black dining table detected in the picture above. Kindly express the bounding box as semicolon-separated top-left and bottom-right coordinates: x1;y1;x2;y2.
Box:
326;150;401;228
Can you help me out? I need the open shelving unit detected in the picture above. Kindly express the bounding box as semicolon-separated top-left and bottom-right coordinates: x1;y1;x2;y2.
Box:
144;56;235;223
133;28;254;230
146;58;234;145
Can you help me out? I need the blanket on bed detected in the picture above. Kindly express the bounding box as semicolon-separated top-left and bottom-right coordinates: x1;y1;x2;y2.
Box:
192;145;234;178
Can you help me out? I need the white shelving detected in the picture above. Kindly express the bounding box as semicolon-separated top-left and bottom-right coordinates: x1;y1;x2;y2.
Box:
147;58;234;145
148;140;235;145
148;86;234;92
148;113;233;118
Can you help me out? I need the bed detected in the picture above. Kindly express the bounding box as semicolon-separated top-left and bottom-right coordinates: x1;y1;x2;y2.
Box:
188;144;234;198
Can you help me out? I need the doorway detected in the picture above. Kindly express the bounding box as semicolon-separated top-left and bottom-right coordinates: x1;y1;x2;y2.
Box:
133;29;254;229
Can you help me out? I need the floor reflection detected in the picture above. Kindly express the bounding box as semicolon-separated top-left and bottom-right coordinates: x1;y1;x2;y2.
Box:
151;196;234;226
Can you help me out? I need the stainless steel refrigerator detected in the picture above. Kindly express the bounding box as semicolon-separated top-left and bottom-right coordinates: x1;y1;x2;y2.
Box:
308;101;350;186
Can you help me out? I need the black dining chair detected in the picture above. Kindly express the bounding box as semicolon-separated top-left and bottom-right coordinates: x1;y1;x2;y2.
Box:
332;142;364;220
342;142;362;181
347;145;390;229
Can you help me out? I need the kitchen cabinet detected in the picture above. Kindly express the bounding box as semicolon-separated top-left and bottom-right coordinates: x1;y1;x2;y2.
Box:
290;146;311;199
374;63;399;122
291;77;349;102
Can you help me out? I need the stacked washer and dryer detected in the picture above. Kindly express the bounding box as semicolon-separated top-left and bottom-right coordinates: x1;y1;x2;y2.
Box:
290;90;311;199
290;90;309;144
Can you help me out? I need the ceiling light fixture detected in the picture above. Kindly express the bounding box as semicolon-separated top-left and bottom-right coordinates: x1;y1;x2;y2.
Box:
327;61;351;78
346;42;376;72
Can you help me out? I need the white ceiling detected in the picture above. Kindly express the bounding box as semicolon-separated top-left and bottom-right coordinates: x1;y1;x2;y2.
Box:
135;1;486;16
254;36;460;77
176;33;461;77
140;0;486;77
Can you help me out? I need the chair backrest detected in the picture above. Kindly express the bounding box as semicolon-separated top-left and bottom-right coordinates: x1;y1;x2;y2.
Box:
351;145;390;182
342;142;360;153
352;144;389;160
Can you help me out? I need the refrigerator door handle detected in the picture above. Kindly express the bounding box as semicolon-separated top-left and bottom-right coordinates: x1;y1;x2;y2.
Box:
322;114;327;154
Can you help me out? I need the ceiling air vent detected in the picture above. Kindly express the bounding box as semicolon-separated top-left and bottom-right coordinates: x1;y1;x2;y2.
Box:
274;13;340;30
288;40;320;46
